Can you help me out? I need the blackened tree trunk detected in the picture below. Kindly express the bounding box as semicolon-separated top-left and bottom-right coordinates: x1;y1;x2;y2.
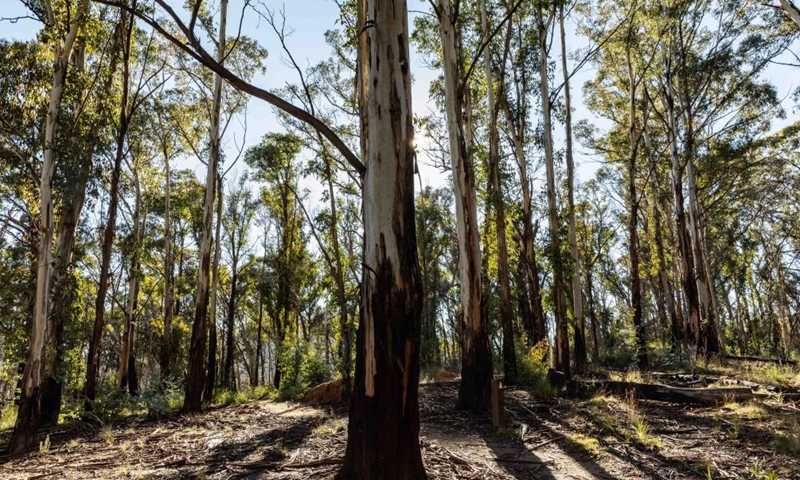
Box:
204;174;224;405
223;267;238;390
119;165;143;395
503;100;546;346
663;57;701;350
338;0;426;477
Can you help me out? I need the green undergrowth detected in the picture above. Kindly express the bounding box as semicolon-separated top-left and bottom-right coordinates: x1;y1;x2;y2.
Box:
584;392;662;450
213;384;277;407
515;340;556;397
1;404;17;431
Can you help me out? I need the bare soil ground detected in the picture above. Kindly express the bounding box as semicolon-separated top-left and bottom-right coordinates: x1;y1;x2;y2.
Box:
1;380;798;479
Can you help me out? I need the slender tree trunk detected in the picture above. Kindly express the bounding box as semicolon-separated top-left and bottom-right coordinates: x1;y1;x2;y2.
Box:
9;0;88;452
40;187;85;426
338;0;426;477
436;0;492;412
664;60;701;350
186;0;227;412
253;290;263;388
504;102;546;345
773;248;792;358
560;6;586;373
204;174;224;405
224;266;238;391
119;168;143;395
325;157;350;398
537;5;570;377
685;156;721;356
643;127;681;352
41;34;108;425
86;8;134;406
253;221;268;388
160;149;174;385
586;266;600;360
481;0;516;385
626;43;648;371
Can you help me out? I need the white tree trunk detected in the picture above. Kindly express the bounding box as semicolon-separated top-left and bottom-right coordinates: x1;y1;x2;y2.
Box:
340;0;426;476
185;0;227;412
538;5;570;377
560;6;585;370
10;0;89;453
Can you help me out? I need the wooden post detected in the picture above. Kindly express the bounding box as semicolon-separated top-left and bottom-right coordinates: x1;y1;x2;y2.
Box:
491;379;505;429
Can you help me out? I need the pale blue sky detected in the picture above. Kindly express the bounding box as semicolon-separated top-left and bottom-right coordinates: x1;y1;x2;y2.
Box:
2;0;798;198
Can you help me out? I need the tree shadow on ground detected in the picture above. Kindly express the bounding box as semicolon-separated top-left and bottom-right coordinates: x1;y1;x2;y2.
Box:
199;414;325;478
480;410;617;480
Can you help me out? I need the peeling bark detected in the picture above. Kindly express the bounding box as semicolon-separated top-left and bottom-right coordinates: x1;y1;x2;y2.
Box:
338;0;426;477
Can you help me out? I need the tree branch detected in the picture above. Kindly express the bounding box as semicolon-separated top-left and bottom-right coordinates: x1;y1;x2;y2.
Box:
91;0;366;176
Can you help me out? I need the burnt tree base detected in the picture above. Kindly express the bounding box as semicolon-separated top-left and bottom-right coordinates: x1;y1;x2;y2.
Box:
39;376;62;427
8;388;41;454
456;333;493;412
338;273;426;480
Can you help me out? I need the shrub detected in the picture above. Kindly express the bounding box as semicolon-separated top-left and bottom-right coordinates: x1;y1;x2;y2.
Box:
516;340;556;397
0;404;16;431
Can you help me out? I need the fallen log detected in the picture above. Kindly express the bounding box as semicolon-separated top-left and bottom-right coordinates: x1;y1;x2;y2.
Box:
723;354;798;366
647;371;799;394
570;379;753;405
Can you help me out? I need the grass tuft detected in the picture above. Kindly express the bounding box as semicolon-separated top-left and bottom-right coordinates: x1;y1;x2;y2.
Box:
566;433;601;455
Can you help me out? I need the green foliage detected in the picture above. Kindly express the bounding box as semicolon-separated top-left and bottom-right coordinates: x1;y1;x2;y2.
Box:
515;340;555;397
214;384;276;407
142;385;185;419
277;341;332;400
598;346;638;370
0;404;17;431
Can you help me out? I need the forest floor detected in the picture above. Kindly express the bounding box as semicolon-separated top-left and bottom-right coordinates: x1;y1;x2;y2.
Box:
1;372;799;480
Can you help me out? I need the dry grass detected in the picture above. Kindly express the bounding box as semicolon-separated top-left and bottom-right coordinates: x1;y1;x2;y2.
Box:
720;401;769;419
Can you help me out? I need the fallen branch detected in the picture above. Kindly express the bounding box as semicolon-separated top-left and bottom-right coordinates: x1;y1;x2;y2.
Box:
229;457;343;470
528;435;564;450
724;354;798;365
571;379;753;405
496;457;555;466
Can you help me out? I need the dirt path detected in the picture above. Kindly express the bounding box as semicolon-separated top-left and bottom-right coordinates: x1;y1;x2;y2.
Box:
1;382;797;479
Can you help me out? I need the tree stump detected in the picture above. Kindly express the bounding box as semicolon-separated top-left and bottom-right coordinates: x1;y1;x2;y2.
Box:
491;379;505;429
